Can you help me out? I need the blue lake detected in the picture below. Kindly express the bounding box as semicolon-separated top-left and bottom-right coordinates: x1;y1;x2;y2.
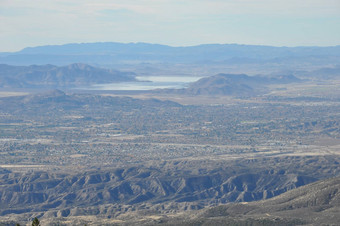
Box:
87;76;203;91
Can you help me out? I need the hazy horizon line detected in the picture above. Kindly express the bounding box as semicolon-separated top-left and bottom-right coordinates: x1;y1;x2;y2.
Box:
2;41;340;53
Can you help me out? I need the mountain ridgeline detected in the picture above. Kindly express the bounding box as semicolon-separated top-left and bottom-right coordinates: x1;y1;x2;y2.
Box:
1;42;340;65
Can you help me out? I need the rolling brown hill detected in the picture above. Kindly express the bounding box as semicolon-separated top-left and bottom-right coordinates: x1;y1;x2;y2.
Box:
160;73;301;96
0;63;136;88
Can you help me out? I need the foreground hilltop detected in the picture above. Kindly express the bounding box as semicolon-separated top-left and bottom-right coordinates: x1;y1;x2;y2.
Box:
169;176;340;225
2;173;338;225
0;156;339;225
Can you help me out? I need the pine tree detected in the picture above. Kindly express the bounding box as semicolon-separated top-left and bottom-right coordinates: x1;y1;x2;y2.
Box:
32;217;40;226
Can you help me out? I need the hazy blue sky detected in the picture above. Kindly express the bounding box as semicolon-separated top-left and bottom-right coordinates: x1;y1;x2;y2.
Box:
1;0;340;51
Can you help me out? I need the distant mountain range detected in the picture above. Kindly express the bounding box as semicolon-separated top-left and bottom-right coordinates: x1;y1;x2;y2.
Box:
1;42;339;65
0;63;136;88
